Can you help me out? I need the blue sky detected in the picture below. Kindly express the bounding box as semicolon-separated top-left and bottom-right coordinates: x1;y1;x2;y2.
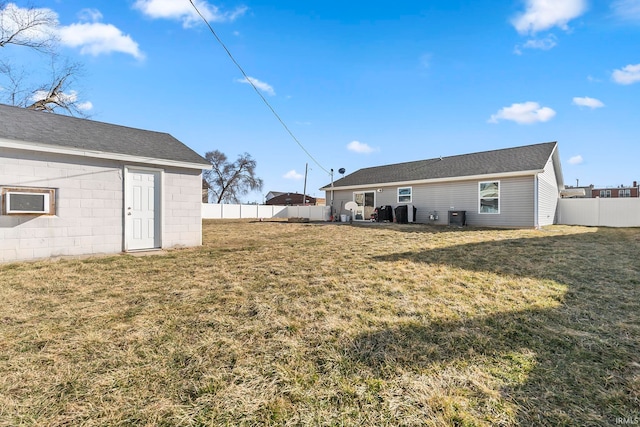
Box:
3;0;639;202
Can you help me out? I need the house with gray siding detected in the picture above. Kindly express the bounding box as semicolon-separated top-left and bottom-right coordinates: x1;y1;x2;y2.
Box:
0;104;211;263
320;141;564;228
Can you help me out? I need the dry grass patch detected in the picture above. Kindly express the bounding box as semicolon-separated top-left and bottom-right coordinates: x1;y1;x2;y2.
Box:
1;220;639;426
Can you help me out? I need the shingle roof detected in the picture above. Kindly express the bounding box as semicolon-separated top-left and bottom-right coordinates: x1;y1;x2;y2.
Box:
323;141;558;189
266;193;317;206
0;103;209;166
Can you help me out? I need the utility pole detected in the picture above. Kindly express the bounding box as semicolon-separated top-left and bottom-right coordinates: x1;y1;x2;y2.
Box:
330;168;334;220
302;163;308;205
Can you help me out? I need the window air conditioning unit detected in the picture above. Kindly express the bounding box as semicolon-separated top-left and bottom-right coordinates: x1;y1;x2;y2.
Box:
2;188;55;215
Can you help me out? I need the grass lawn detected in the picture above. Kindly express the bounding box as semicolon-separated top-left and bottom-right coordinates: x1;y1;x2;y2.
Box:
1;220;639;426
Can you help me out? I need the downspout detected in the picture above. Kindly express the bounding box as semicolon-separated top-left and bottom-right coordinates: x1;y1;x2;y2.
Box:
534;174;539;229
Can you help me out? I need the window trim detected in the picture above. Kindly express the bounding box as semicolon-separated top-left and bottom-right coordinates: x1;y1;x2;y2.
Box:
1;187;56;215
397;186;412;204
478;180;500;214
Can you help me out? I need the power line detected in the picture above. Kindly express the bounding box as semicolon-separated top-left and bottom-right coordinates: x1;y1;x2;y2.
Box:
187;0;331;175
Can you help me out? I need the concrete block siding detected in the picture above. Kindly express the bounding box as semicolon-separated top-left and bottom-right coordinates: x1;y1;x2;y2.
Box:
0;149;203;263
163;167;203;248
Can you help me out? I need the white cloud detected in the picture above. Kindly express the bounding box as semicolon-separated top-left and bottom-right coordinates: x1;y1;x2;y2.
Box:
0;4;142;59
77;8;103;22
58;22;144;59
568;155;584;165
572;96;604;109
32;89;75;103
31;90;50;102
488;102;556;124
31;89;92;111
133;0;247;27
347;140;377;154
611;0;640;21
235;76;275;96
283;170;303;180
0;3;58;45
612;64;640;85
524;36;557;50
512;0;587;34
514;35;557;54
77;101;93;111
420;53;432;69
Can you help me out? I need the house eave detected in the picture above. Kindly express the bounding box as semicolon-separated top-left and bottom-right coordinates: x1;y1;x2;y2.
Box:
0;138;212;170
320;169;543;191
550;144;564;188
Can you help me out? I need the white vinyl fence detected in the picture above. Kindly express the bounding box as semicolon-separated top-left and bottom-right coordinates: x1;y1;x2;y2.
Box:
202;203;331;221
557;198;640;227
203;200;640;227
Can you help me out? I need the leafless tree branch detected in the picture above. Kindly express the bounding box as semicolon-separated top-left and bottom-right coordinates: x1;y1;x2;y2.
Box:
203;150;263;204
0;2;58;52
0;3;89;117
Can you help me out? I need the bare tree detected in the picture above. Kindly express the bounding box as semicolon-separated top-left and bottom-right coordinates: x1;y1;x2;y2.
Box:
0;59;27;105
0;2;58;51
25;60;87;115
203;151;263;204
0;2;88;115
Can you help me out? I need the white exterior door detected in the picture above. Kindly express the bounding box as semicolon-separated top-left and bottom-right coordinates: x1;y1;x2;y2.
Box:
125;168;161;251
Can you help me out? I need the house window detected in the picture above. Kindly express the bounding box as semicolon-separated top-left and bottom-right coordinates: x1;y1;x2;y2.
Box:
619;189;631;198
479;181;500;214
1;187;56;215
599;190;611;198
397;187;412;203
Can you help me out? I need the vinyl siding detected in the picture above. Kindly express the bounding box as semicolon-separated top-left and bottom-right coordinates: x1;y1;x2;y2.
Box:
413;181;476;224
537;157;560;227
485;176;535;228
327;175;536;227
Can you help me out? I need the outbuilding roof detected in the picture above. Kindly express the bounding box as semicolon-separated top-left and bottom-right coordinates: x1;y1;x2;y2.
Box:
0;103;210;169
322;141;560;189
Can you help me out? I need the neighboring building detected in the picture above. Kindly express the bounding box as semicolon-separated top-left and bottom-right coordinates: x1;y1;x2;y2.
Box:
265;191;285;202
560;187;588;198
320;141;564;228
265;192;317;206
0;104;212;263
560;184;595;198
591;182;639;198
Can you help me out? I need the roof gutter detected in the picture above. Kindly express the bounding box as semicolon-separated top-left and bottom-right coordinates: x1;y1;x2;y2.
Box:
320;169;544;191
0;138;212;170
